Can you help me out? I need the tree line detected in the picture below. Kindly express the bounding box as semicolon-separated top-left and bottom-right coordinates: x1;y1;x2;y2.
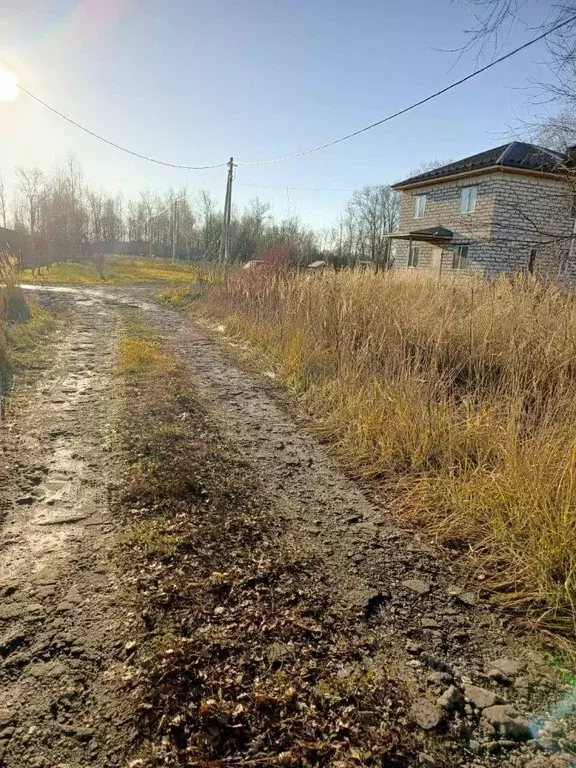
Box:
0;156;401;267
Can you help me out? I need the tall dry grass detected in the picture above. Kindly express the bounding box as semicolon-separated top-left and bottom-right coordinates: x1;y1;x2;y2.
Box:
207;267;576;634
0;251;20;394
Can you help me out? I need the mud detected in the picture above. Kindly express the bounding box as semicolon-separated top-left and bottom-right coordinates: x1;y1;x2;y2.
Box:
0;290;134;768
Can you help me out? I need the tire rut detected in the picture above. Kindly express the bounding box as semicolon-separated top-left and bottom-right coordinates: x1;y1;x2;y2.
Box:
0;292;133;768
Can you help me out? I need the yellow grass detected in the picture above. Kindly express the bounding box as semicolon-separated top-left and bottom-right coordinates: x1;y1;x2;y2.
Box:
119;338;178;376
20;257;201;285
206;267;576;635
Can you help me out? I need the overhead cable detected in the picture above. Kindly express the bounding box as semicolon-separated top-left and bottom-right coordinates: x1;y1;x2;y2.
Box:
16;14;576;169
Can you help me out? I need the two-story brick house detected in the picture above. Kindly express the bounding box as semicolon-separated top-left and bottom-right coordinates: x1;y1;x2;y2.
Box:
389;142;576;277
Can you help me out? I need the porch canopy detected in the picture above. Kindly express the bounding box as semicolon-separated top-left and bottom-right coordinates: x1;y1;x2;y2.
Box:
387;226;454;244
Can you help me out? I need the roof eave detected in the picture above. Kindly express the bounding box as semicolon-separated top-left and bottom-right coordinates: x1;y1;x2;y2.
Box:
392;164;566;191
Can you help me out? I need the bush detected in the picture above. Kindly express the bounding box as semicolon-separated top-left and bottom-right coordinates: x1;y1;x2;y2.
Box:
2;287;30;324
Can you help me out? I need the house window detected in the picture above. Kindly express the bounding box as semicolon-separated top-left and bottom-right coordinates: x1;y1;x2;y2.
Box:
452;245;469;270
460;186;477;214
408;244;420;268
528;248;537;274
413;195;427;219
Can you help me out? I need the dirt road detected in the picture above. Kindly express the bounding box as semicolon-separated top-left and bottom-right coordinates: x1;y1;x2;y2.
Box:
0;290;134;768
0;285;573;768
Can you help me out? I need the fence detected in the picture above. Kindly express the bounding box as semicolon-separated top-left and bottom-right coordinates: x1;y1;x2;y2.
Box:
0;228;202;268
0;227;79;269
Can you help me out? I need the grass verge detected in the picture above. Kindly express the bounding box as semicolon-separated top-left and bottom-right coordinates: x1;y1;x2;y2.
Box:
20;256;203;285
197;268;576;639
5;299;57;375
0;282;57;410
116;318;427;767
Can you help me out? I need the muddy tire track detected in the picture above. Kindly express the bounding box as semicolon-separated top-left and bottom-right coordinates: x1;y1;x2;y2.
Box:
0;291;133;768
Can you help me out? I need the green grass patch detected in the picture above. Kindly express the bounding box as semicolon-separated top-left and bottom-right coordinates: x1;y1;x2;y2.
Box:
20;257;201;285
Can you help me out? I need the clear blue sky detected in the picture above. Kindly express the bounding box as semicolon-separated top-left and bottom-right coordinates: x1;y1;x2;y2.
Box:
0;0;560;228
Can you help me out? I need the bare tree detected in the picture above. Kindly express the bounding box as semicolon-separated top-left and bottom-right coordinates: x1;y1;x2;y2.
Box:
460;3;576;104
409;158;455;176
198;190;220;253
87;189;105;243
101;195;124;243
339;185;400;267
15;167;45;236
534;108;576;150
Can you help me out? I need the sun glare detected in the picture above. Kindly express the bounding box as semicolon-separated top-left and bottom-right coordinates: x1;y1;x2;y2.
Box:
0;67;18;102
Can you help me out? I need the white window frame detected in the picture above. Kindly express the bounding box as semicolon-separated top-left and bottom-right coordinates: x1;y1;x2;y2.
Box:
452;244;469;270
460;186;477;214
408;243;420;268
413;195;427;219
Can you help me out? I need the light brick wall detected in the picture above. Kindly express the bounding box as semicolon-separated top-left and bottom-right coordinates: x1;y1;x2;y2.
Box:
392;171;575;277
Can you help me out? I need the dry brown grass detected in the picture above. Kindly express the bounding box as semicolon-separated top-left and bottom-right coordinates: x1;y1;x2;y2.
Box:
205;267;576;635
0;251;19;391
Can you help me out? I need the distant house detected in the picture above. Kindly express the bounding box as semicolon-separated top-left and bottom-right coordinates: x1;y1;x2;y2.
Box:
389;142;576;278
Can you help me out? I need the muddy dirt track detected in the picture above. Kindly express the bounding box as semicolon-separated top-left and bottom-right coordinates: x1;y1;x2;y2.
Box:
0;285;574;768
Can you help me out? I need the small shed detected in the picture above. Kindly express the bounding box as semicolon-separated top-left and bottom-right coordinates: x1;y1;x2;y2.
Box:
243;260;266;270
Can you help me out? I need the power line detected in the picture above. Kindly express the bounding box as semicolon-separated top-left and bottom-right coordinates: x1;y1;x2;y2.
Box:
236;13;576;166
16;84;226;171
15;13;576;170
144;194;189;224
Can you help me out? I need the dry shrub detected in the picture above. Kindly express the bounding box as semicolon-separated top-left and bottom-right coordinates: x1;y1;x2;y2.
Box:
2;288;30;324
206;268;576;634
0;251;19;398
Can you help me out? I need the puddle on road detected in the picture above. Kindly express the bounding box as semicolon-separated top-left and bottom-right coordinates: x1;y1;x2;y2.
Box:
20;284;157;311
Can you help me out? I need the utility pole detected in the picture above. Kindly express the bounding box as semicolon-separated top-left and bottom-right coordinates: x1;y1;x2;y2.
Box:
219;157;234;263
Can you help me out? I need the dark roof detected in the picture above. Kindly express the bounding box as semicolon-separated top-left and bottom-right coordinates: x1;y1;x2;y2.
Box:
413;226;453;238
388;226;454;242
393;142;566;188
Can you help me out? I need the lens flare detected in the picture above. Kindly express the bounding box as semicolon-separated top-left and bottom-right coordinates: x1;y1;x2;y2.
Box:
0;67;17;102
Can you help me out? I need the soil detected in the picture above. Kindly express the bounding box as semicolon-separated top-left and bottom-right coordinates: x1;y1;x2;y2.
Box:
0;284;574;768
0;289;136;768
